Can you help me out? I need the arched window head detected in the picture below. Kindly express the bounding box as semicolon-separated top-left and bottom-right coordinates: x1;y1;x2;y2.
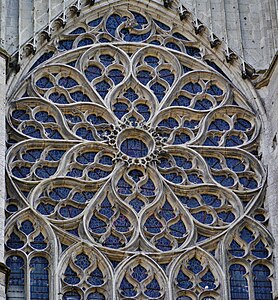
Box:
6;1;273;299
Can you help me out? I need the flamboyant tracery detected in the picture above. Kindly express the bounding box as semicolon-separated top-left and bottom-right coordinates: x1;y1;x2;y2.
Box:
5;3;273;300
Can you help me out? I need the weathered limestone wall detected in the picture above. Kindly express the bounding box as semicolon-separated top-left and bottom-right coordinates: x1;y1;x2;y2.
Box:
0;0;277;69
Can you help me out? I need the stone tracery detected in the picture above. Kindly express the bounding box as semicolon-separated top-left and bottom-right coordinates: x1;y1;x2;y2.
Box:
6;4;273;300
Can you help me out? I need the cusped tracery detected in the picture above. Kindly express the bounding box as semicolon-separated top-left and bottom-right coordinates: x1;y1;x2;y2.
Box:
6;4;273;300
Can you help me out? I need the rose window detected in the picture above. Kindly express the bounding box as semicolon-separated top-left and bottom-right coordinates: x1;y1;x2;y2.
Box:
6;4;273;300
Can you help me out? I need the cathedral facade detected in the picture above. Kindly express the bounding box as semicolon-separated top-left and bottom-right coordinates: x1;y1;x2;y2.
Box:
0;0;277;299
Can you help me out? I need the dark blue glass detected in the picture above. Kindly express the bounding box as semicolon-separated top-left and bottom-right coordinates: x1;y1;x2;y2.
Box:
106;14;126;36
149;40;161;45
199;271;216;289
108;69;124;84
88;17;103;27
35;111;55;123
144;56;159;67
154;19;170;31
6;256;25;298
49;92;68;104
132;12;147;28
171;95;191;107
185;46;201;57
239;177;258;189
30;257;49;300
234;118;252;131
192;211;213;224
46;128;63;139
99;54;114;66
229;264;249;299
132;265;148;282
120;138;148;158
173;32;189;41
155;236;172;251
120;277;136;297
6;233;24;249
103;234;123;249
88;169;110;180
166;42;181;51
158;117;178;128
12;109;30;120
36;77;53;89
225;135;243;146
183;82;202;94
63;291;81;300
67;228;79;236
36;203;55;215
121;28;151;42
99;155;113;165
60;206;82;218
159;69;175;85
144;215;162;233
213;175;234;187
23;125;42;138
113;214;131;232
203;135;220;146
64;266;80;284
188;258;203;274
117;177;132;195
12;166;30;178
88;292;105;300
205;60;228;79
123;88;138;101
6;204;18;213
20;220;34;235
76;152;96;164
194;98;213;110
128;169;143;182
136;104;150;121
95;80;110;98
253;264;272;300
77;38;93;47
162;172;183;184
169;219;186;237
76;127;95;140
201;194;221;207
188;173;203;184
23;149;42;162
88;267;104;286
252;241;268;258
209;119;230;131
129;198;144;213
70;27;86;34
173;133;190;144
89;215;107;234
49;187;71;200
99;197;114;218
113;102;129;119
46;150;65;161
58;77;78;88
30;52;54;70
229;240;245;257
140;179;155;196
205;157;222;170
137;70;152;85
30;233;47;250
75;253;90;270
240;227;255;243
85;65;102;81
178;196;200;208
65;114;82;123
73;191;94;203
177;269;193;289
145;278;161;297
35;166;57;178
206;84;223;96
226;158;245;172
151;82;166;101
159;201;175;221
58;40;74;51
70;91;90;102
